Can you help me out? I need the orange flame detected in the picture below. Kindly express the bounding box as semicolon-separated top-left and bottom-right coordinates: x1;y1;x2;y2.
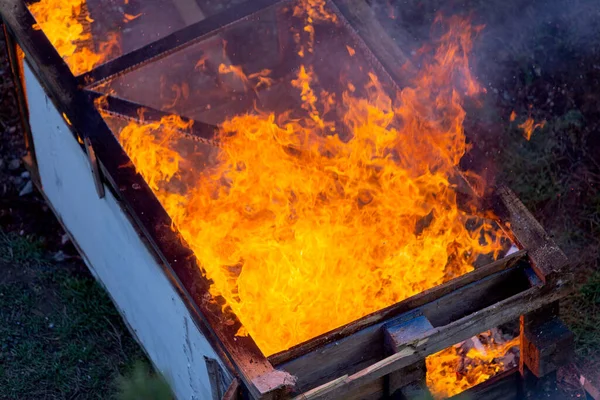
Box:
426;332;519;399
29;0;121;75
123;13;142;22
518;117;546;141
110;9;502;356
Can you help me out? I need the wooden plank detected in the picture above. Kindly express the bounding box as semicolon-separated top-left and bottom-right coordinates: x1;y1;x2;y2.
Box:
291;276;569;400
520;368;560;399
278;256;527;393
450;368;520;400
384;314;433;353
205;356;233;399
424;265;530;327
384;313;432;397
492;185;569;283
270;250;527;366
346;378;384;400
280;323;384;393
22;63;232;399
520;303;574;378
397;381;433;400
388;362;427;398
223;378;241;400
521;317;573;377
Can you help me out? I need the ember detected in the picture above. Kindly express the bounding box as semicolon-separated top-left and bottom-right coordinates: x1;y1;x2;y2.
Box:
426;329;519;399
104;3;505;356
519;117;546;141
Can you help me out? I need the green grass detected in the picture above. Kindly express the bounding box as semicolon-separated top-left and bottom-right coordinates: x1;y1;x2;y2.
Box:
115;361;173;400
563;272;600;359
0;229;46;266
0;229;157;399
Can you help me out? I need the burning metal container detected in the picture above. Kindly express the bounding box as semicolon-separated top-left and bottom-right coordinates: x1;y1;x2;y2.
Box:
1;0;575;398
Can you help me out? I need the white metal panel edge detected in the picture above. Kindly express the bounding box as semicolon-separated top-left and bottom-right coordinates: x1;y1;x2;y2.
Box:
23;62;224;400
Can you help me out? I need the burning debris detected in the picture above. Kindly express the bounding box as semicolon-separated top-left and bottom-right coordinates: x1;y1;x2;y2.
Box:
29;0;507;356
510;109;546;141
426;329;520;399
519;117;546;141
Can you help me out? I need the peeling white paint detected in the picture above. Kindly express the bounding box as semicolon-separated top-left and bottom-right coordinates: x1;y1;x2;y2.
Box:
24;63;228;400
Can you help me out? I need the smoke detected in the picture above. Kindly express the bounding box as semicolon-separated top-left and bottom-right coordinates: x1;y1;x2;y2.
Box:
368;0;600;188
369;0;600;85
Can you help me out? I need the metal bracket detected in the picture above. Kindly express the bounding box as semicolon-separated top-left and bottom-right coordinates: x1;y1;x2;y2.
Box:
205;356;234;400
83;136;105;199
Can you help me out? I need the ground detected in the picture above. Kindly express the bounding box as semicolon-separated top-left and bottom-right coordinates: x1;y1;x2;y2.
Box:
1;1;600;399
0;27;171;400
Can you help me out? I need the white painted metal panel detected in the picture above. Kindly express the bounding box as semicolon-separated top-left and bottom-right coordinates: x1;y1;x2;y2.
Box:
23;62;225;400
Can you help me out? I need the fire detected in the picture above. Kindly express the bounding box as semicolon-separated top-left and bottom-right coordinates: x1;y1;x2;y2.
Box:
108;4;503;356
426;331;519;399
29;0;120;75
519;117;546;141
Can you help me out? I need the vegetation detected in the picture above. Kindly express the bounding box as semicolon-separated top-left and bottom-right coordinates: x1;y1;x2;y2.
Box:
0;230;148;399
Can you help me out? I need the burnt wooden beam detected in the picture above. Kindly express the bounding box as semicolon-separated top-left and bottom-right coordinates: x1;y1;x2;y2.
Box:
281;257;530;395
520;303;574;378
396;381;433;400
271;250;527;367
383;313;432;398
520;369;560;399
521;317;573;377
491;185;570;284
388;363;428;400
384;313;434;355
290;271;569;400
223;378;241;400
78;0;287;87
450;368;521;400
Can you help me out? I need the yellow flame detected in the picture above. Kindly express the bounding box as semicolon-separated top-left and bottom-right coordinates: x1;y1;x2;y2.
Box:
29;0;121;75
108;8;502;356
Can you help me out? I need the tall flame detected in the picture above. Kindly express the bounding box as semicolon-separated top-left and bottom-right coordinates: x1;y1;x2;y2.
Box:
108;7;502;356
426;332;519;399
29;0;120;75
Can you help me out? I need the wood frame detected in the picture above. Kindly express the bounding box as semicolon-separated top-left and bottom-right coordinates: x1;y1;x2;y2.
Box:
1;0;573;398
